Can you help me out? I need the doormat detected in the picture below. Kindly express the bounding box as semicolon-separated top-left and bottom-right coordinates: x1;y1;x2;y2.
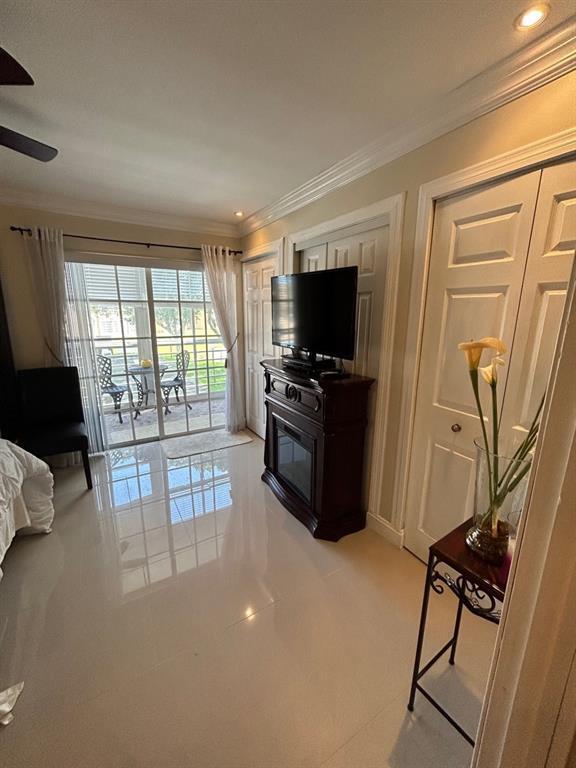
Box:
161;430;253;459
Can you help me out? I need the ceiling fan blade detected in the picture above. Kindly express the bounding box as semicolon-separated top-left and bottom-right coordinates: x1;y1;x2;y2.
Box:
0;126;58;162
0;46;34;85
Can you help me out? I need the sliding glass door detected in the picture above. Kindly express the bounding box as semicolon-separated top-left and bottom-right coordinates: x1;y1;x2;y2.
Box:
150;268;226;436
67;260;226;448
81;263;158;446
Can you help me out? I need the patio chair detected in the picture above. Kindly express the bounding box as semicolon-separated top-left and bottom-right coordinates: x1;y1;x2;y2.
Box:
127;373;146;417
160;350;193;415
96;355;136;424
17;366;93;490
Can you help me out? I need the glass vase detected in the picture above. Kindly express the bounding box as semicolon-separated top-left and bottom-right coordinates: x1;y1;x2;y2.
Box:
465;439;531;566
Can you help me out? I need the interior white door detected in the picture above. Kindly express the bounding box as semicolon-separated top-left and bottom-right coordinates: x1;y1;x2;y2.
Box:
404;170;542;561
499;160;576;451
300;225;389;507
243;256;278;438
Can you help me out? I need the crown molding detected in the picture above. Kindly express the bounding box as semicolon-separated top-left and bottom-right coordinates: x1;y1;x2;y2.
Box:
241;16;576;236
241;237;284;262
0;187;239;239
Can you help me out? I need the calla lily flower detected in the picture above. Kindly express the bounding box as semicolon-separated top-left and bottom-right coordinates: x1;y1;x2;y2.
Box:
457;332;541;550
458;337;507;370
458;342;485;370
479;337;507;354
479;356;505;385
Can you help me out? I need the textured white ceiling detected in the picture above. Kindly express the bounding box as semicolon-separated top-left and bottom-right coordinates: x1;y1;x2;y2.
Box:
0;0;573;227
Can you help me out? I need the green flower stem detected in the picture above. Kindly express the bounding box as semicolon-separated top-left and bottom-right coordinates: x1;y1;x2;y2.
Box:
497;431;538;502
470;369;493;505
479;505;497;531
496;394;544;492
491;381;499;535
496;430;536;491
505;456;533;494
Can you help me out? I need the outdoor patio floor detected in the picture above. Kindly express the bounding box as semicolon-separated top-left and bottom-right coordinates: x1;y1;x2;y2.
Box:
104;398;226;446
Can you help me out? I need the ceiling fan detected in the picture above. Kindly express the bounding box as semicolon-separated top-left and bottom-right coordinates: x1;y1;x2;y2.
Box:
0;45;58;162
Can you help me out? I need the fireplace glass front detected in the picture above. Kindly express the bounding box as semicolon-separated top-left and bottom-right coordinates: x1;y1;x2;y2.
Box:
275;420;313;503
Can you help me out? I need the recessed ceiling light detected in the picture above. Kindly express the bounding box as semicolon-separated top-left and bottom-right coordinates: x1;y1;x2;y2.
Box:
234;210;244;218
515;3;550;30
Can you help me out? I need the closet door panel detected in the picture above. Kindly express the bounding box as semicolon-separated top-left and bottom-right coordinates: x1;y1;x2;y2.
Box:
326;229;388;380
299;225;389;513
435;286;509;415
501;160;576;444
300;244;327;272
261;264;276;359
326;228;389;508
327;238;351;270
404;170;542;561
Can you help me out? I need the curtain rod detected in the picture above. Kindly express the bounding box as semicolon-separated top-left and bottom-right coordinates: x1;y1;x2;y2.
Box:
9;226;242;255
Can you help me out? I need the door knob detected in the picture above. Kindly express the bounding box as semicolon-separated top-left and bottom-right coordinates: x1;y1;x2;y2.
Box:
451;423;462;433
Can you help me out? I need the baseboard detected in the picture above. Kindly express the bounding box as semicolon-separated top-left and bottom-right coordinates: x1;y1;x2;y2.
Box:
367;512;405;548
245;426;264;441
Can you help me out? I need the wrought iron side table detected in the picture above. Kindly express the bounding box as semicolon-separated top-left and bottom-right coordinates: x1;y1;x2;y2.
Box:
407;519;508;746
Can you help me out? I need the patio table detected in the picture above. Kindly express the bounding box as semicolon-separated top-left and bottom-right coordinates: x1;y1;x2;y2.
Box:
128;363;169;406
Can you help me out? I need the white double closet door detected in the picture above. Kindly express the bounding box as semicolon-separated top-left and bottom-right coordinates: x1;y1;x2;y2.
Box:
405;160;576;561
242;223;389;507
299;224;389;506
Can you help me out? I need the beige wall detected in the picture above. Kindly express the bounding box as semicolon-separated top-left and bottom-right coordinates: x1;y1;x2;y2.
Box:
242;71;576;527
0;205;240;369
1;73;573;525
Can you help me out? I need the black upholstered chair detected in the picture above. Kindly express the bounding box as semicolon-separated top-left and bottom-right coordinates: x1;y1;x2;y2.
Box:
17;366;93;490
160;350;193;414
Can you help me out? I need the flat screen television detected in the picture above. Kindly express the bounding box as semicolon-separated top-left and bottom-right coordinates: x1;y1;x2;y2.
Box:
271;266;358;361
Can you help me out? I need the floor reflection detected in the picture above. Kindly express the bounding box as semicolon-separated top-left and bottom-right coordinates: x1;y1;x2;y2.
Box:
3;437;495;768
102;449;232;596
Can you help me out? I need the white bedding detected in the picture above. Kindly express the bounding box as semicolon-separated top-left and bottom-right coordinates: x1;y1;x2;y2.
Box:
0;439;54;581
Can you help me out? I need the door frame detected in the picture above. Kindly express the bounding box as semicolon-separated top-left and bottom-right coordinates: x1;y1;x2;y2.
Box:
241;239;283;437
240;238;284;265
65;250;226;447
284;193;405;544
395;127;576;540
395;128;576;768
474;256;576;767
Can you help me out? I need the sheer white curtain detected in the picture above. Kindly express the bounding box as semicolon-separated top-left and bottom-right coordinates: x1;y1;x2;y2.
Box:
201;245;246;433
65;262;106;453
25;229;105;454
25;227;66;366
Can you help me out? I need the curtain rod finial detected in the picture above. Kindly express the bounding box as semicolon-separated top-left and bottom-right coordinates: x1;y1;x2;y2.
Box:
10;225;32;236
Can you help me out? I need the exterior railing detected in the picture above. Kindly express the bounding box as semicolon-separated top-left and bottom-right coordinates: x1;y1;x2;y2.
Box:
94;338;226;398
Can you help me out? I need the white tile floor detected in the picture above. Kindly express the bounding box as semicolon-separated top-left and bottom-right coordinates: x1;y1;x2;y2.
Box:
0;439;496;767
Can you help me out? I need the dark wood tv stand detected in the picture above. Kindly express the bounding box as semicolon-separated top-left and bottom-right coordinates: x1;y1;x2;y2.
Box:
260;359;374;541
